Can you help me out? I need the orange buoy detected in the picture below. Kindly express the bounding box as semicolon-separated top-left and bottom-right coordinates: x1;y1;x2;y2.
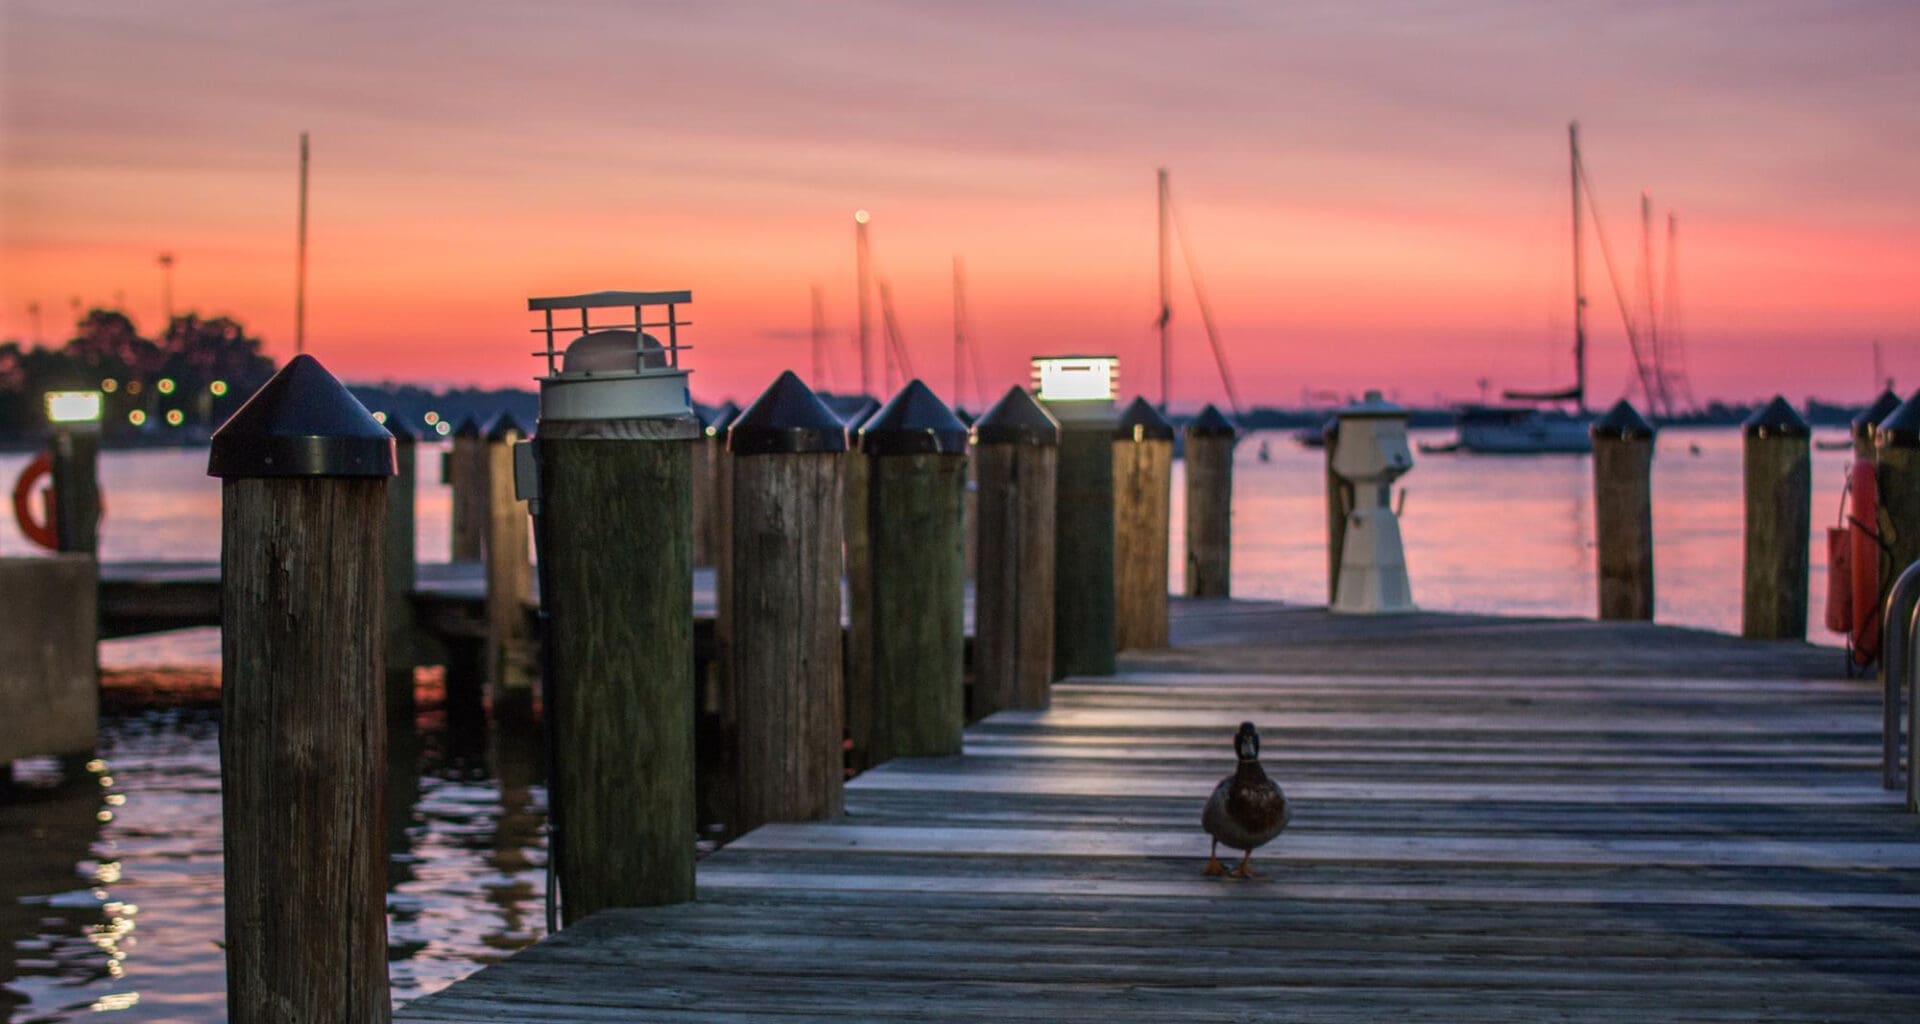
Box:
1825;525;1853;634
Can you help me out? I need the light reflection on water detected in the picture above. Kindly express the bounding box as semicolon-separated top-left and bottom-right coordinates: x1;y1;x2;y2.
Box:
2;709;548;1021
1;425;1854;1018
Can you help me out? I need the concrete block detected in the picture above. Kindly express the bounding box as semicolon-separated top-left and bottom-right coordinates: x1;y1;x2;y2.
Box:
1;555;97;762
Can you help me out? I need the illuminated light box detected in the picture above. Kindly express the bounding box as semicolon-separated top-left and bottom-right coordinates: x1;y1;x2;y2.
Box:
45;390;103;426
1031;356;1118;403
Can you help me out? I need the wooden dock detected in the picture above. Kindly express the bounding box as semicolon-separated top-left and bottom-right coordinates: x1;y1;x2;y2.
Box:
396;604;1920;1022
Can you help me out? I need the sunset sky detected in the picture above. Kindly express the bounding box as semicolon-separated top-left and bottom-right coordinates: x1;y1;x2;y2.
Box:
3;0;1916;410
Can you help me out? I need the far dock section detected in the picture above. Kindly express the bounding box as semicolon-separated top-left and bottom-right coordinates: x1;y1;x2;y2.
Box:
397;604;1919;1023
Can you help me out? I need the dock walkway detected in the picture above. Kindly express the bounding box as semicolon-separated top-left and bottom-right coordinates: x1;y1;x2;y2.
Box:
403;604;1918;1021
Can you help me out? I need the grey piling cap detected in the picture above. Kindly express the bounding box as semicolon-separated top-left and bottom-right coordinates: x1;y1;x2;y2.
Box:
1877;389;1920;450
1742;396;1808;440
486;411;526;442
702;400;740;439
1114;396;1175;442
859;379;969;456
1589;399;1654;442
1853;389;1902;441
973;386;1060;446
1186;404;1236;439
452;414;482;439
729;370;850;455
208;354;396;479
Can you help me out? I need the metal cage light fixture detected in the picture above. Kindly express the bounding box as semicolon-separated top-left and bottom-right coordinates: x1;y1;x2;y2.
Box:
528;290;694;422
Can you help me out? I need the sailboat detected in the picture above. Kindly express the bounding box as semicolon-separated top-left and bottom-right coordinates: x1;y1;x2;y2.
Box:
1451;123;1595;455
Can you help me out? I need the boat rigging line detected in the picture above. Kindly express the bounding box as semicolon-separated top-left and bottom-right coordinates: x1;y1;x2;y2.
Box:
1158;169;1245;419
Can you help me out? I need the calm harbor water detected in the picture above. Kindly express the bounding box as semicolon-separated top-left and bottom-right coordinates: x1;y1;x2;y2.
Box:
0;426;1853;1020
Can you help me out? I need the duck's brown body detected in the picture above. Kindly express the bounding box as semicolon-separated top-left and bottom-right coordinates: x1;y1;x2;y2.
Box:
1202;722;1289;877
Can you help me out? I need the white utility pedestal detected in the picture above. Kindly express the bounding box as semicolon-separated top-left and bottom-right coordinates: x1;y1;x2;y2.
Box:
1331;391;1415;614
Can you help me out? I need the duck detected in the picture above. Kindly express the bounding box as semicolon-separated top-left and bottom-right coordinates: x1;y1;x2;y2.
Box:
1202;721;1290;878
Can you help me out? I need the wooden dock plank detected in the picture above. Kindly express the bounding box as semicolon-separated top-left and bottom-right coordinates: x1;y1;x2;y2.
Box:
398;645;1920;1022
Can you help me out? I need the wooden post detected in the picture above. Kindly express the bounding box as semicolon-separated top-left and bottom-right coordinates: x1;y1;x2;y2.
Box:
1113;397;1173;649
48;427;100;554
535;352;697;919
840;397;880;771
1742;396;1810;640
207;354;394;1024
694;400;737;568
384;417;419;717
972;386;1059;716
1184;404;1235;598
958;408;979;582
860;380;969;762
1045;392;1117;678
448;415;485;561
726;371;847;830
1873;391;1920;799
1592;400;1655;621
485;413;536;718
1323;417;1347;605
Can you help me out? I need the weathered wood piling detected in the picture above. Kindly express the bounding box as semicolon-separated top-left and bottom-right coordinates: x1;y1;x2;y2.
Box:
1323;417;1347;605
485;413;535;717
384;417;419;715
448;415;485;561
1853;389;1902;460
860;381;969;761
839;397;880;771
1113;397;1173;649
726;371;847;830
1045;385;1118;678
972;386;1059;716
1183;404;1235;598
1878;391;1920;599
1742;396;1810;640
1591;399;1655;621
207;354;394;1024
535;369;698;918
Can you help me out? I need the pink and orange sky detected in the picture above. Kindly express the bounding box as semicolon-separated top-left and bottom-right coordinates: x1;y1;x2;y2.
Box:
4;1;1916;409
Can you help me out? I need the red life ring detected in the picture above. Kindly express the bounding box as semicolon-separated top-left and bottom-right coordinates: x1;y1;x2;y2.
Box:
11;451;59;550
10;450;105;552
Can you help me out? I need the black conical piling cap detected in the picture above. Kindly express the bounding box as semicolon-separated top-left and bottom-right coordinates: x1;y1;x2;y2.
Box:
1853;389;1902;442
1590;399;1654;442
1877;389;1920;450
703;400;740;439
1742;396;1808;440
955;407;976;427
729;371;850;455
842;397;881;428
208;354;396;478
452;414;482;439
1114;396;1175;442
486;411;526;442
383;414;418;445
973;386;1059;447
1186;404;1236;439
860;379;969;456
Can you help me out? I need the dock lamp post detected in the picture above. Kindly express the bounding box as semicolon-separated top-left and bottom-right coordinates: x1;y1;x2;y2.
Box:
519;290;700;925
44;389;104;554
1033;356;1119;678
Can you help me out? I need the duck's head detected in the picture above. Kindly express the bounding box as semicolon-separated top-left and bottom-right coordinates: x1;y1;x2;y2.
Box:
1233;721;1260;762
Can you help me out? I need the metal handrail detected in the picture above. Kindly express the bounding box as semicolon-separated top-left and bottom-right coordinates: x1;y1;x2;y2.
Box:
1880;560;1920;794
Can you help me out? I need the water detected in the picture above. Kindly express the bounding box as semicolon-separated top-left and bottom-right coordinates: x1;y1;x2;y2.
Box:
0;428;1853;1020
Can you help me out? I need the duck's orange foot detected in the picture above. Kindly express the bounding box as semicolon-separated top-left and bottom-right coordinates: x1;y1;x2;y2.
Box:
1230;853;1259;879
1202;856;1228;876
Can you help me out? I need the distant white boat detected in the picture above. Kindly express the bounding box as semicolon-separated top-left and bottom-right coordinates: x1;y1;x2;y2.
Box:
1453;405;1591;455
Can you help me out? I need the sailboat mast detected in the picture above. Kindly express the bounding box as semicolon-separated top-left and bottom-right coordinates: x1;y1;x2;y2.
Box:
296;131;309;355
1569;122;1586;416
952;256;967;408
855;210;872;397
1157;167;1171;411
